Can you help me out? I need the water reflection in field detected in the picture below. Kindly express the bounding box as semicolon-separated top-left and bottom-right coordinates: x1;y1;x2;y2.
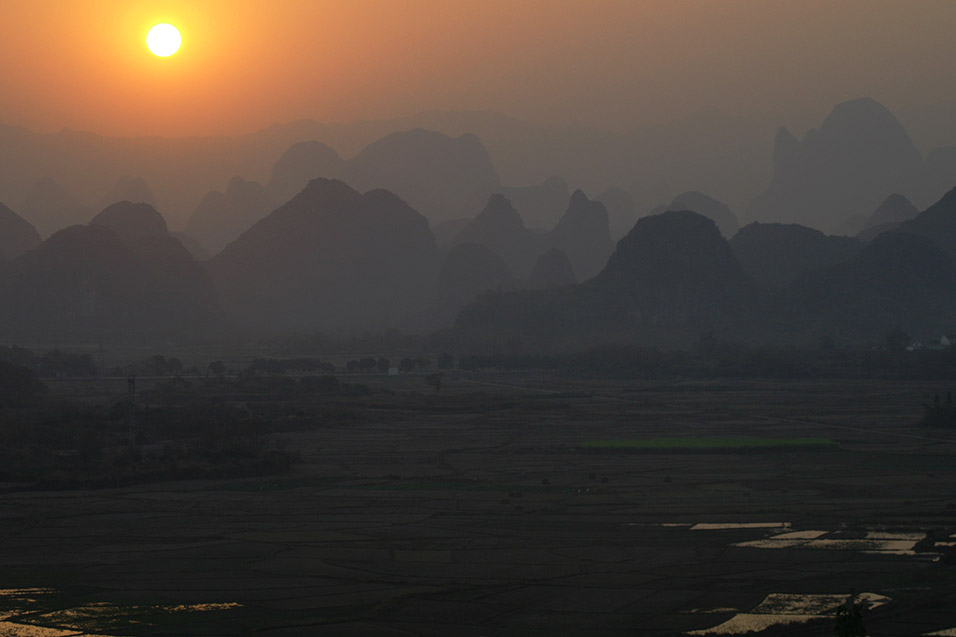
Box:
687;592;890;635
0;587;240;636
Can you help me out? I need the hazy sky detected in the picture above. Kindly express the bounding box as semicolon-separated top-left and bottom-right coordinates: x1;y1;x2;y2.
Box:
2;0;955;138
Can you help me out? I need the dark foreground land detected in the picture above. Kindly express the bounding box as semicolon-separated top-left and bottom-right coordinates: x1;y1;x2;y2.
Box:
2;374;956;636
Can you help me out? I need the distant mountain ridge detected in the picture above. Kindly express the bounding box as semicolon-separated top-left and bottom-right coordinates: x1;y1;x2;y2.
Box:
452;194;536;277
452;186;956;351
454;209;757;351
90;201;168;244
7;99;951;241
0;218;219;340
894;185;956;256
777;231;956;341
99;176;155;210
663;192;738;238
185;129;500;255
730;222;861;287
0;107;776;233
22;178;91;239
187;176;276;255
0;202;41;260
344;129;501;223
747;98;941;233
451;190;612;281
208;178;439;332
5;98;956;345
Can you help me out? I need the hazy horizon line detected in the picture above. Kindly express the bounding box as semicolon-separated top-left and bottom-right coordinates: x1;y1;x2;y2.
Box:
1;102;830;143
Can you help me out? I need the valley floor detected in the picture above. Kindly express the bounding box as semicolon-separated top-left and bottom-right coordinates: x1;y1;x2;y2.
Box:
2;374;956;635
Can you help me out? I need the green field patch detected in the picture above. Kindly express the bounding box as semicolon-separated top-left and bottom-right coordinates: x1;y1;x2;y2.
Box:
580;436;837;453
354;479;551;493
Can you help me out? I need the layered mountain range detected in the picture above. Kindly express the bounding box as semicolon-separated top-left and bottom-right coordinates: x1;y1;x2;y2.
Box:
451;190;612;281
3;96;956;347
0;202;218;340
186;130;500;255
207;179;440;332
452;185;956;350
747;98;953;233
6;96;953;241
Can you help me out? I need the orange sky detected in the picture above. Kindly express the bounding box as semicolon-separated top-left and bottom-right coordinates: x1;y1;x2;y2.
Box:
2;0;955;138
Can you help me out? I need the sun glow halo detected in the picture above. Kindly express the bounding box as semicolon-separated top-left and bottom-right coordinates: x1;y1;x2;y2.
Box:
146;23;182;57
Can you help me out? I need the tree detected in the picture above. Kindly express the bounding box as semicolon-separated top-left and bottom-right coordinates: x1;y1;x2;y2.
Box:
166;357;183;376
425;372;444;394
377;357;390;374
885;326;911;351
39;350;96;377
146;355;168;376
208;360;226;378
0;360;45;407
0;346;35;368
834;595;866;636
694;330;718;358
438;352;455;370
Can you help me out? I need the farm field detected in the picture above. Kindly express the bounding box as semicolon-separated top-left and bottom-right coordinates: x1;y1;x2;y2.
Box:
2;373;956;636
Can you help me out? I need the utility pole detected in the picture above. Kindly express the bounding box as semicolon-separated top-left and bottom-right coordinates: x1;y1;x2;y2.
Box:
128;374;136;449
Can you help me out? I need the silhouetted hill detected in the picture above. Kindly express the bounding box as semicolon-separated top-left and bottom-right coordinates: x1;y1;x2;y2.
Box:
86;203;216;323
925;147;956;204
894;185;956;256
0;224;219;340
856;223;898;243
0;202;41;260
748;98;924;233
664;191;738;238
779;232;956;340
867;193;920;228
437;243;516;318
0;107;783;232
186;176;275;255
452;194;536;277
528;248;576;290
431;218;471;249
344;129;501;223
850;194;919;241
267;140;345;205
0;107;779;233
841;193;919;238
99;176;155;209
454;210;755;351
593;210;753;325
89;201;168;244
22;178;91;239
128;232;221;329
499;176;569;230
208;178;439;331
596;187;638;240
170;232;211;261
730;222;861;287
548;190;614;281
451;189;613;282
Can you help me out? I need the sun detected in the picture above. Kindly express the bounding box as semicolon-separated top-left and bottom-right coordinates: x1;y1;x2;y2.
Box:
146;23;182;57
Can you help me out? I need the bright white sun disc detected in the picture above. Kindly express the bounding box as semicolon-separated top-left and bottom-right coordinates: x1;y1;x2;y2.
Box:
147;23;181;57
